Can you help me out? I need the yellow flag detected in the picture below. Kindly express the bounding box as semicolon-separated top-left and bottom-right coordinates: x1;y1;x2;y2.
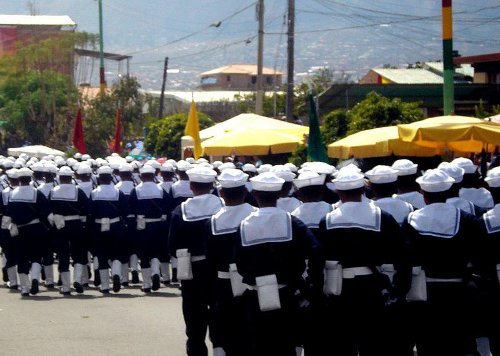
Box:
184;100;202;159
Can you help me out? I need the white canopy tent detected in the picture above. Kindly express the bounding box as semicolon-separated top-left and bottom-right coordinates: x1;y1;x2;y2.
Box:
7;145;66;159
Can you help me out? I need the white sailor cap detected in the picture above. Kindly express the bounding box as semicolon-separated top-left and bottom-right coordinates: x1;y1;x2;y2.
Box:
140;165;156;175
185;157;196;164
196;158;208;164
271;165;296;182
55;158;66;167
45;164;58;174
299;161;337;176
166;159;177;168
146;160;161;170
416;169;455;193
160;162;175;172
97;166;113;176
131;161;141;169
17;167;33;178
31;162;47;173
119;163;133;173
74;152;82;159
242;163;257;173
6;168;18;179
13;160;24;169
76;164;92;175
257;164;273;174
186;166;217;183
365;165;398;184
81;154;91;161
391;159;418;176
284;163;298;173
293;171;326;190
176;160;192;172
66;158;78;167
437;162;464;183
2;159;14;169
125;156;134;163
332;169;365;191
250;172;285;191
218;162;236;171
451;157;477;174
212;161;223;169
218;168;249;188
485;167;500;188
58;166;74;177
109;161;121;170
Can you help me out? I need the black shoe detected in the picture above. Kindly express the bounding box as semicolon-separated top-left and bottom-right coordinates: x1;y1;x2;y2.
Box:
60;291;71;296
121;282;129;287
73;282;84;294
100;289;110;294
9;284;18;291
142;287;151;294
87;266;92;280
21;292;30;297
41;268;46;281
57;278;62;287
171;268;178;283
30;279;39;295
131;270;140;284
46;283;55;290
163;280;171;286
152;274;160;291
2;267;8;283
93;270;101;287
112;275;121;293
83;283;90;288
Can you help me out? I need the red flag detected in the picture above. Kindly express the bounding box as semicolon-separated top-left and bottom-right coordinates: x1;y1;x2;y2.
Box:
113;109;122;154
72;107;86;154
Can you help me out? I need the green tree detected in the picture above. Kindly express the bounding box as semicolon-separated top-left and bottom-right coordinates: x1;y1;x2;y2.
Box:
321;109;351;145
145;112;214;160
347;91;424;135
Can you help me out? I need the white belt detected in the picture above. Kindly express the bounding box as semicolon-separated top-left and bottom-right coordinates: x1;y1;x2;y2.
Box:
18;219;40;228
95;217;121;224
191;255;206;262
144;217;165;223
426;277;463;283
247;284;286;291
126;214;135;218
217;271;230;279
342;267;373;279
60;215;81;222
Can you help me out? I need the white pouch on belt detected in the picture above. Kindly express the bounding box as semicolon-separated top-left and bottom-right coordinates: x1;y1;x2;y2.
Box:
323;260;342;296
229;263;246;297
9;223;18;237
100;217;110;232
136;215;146;230
255;274;281;311
379;264;395;283
496;264;500;284
406;266;427;302
53;214;66;230
176;249;193;280
1;216;11;230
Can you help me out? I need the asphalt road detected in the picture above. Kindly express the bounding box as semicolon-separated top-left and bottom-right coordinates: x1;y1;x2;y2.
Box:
0;279;196;356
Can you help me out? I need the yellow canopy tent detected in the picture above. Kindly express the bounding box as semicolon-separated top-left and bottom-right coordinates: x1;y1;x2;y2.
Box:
202;128;304;156
398;115;500;153
328;126;439;159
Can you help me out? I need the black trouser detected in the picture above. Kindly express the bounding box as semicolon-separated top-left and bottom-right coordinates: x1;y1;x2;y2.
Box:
137;222;164;268
55;224;88;272
180;260;212;356
17;225;45;274
94;224;128;267
0;229;18;269
211;278;248;356
242;286;299;356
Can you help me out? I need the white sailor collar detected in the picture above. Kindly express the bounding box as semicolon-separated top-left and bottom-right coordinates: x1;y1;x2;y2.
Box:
446;197;475;215
393;191;426;209
37;183;53;198
408;202;460;238
291;201;332;228
159;181;173;194
373;197;413;225
240;207;292;246
172;180;193;199
483;204;500;234
277;196;302;213
10;185;37;203
91;184;120;201
332;194;372;209
135;181;163;200
181;194;223;222
211;203;257;235
116;180;135;195
2;188;11;205
459;187;494;209
327;201;381;231
51;184;78;201
78;182;92;198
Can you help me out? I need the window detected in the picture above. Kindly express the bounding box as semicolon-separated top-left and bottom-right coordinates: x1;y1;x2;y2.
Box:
226;75;231;82
251;76;256;84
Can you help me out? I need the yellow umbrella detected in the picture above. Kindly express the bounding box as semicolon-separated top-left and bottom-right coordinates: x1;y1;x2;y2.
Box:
397;115;491;152
328;126;439;159
202;128;305;156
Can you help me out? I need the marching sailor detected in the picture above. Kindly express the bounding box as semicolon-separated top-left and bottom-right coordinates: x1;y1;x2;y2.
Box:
391;159;426;209
158;162;176;285
452;157;495;210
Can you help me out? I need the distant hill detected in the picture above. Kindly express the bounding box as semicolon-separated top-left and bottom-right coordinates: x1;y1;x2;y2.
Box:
2;0;499;90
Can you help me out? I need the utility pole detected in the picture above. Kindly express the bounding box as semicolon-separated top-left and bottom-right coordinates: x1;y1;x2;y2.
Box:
98;0;107;96
286;0;295;121
158;57;169;119
255;0;264;115
442;0;454;115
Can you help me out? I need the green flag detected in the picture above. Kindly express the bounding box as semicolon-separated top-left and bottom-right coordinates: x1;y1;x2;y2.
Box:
307;93;328;162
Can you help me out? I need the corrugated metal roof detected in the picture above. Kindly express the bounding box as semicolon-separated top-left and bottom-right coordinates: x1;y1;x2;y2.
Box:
0;15;75;26
373;68;444;84
143;90;281;103
201;64;282;76
424;61;474;78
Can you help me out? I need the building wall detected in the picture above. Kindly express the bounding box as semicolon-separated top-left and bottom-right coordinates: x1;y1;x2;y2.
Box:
201;73;282;90
359;70;391;84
